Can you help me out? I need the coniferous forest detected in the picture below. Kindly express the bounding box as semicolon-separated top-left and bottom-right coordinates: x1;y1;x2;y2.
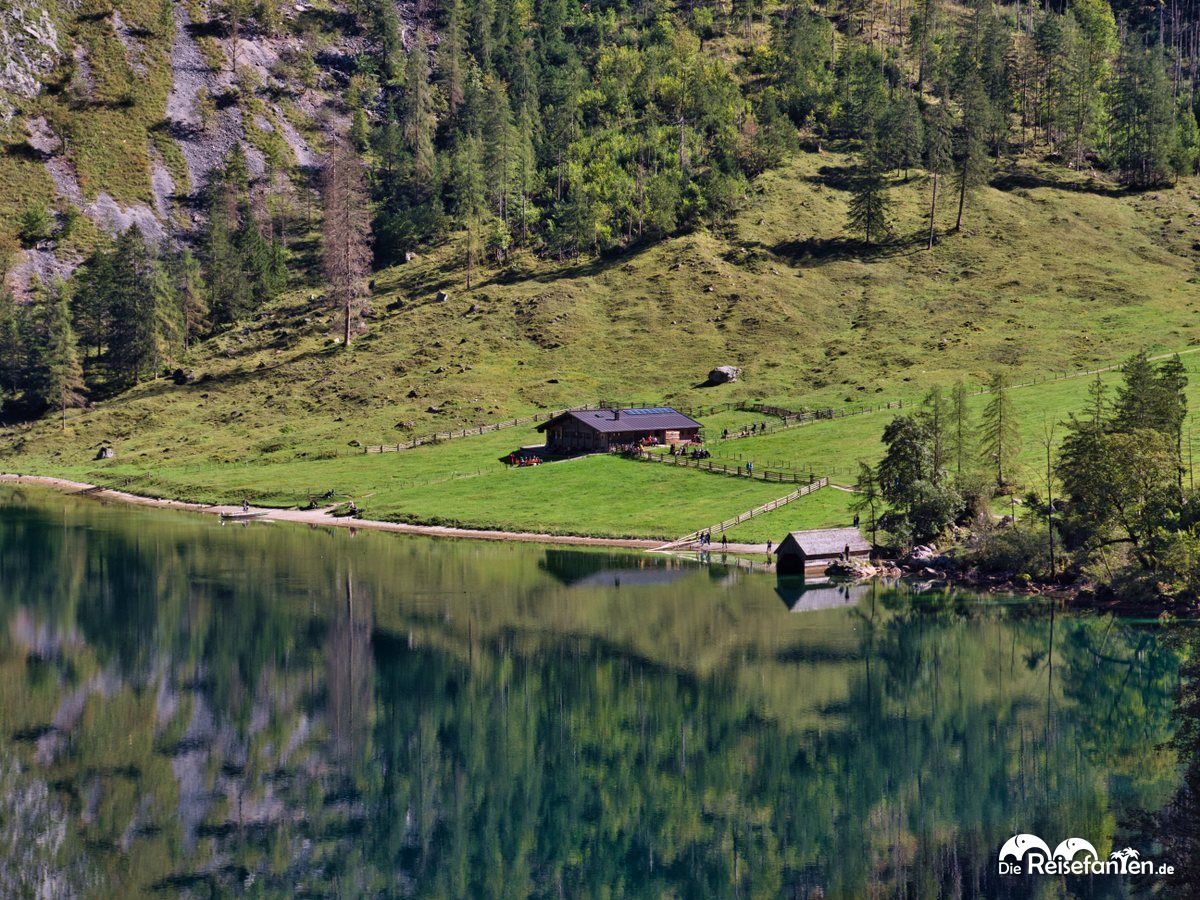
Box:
1;0;1199;421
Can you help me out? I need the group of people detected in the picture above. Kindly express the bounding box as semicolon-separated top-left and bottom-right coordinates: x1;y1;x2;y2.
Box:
698;531;729;549
669;444;711;459
507;453;543;467
721;422;769;440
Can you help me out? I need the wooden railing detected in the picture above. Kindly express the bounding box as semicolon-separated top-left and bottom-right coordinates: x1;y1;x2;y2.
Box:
628;448;813;484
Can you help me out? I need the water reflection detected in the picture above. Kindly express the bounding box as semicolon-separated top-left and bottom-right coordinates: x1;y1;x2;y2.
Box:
0;485;1194;896
775;576;878;612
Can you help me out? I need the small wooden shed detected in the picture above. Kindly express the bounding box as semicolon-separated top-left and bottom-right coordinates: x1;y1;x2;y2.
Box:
775;528;871;575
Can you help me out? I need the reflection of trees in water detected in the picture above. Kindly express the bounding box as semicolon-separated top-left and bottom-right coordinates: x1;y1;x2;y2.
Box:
362;611;1182;897
1147;629;1200;895
0;493;1192;896
327;573;374;769
0;592;1187;896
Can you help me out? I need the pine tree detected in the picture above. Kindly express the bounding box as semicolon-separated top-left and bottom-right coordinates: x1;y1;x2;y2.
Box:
1034;11;1071;151
1063;0;1117;167
980;371;1021;486
73;247;115;360
1113;37;1178;187
954;70;991;231
205;181;252;325
471;0;495;69
320;143;373;347
911;0;940;89
881;93;924;178
105;227;175;385
846;149;892;245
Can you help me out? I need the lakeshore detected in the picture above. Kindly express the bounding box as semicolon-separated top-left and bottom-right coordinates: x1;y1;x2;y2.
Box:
0;473;779;552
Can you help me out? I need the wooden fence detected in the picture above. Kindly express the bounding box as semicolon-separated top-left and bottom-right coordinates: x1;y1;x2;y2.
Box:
363;400;738;454
629;448;814;484
716;399;907;443
659;477;830;548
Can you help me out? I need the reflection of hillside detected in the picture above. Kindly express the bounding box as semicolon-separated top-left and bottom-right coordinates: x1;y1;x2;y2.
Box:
0;485;1190;896
539;548;698;586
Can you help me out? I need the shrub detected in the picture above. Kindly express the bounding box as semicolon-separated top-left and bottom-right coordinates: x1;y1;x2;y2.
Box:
966;526;1055;579
955;471;994;524
18;203;55;247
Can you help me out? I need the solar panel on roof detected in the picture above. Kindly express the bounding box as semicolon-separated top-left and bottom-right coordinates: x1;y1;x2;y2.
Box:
624;407;675;415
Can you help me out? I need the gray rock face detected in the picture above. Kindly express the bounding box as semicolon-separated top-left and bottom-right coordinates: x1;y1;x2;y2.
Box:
707;365;741;385
0;2;62;127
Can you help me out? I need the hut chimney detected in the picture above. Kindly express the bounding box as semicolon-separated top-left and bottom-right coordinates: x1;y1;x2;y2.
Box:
614;409;620;421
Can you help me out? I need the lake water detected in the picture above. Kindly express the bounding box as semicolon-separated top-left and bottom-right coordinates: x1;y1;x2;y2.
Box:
0;484;1197;897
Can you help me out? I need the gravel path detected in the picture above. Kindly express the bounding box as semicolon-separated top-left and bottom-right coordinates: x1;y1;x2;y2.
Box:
0;474;667;549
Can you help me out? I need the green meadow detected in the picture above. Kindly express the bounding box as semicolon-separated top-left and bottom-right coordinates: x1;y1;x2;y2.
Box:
13;352;1190;542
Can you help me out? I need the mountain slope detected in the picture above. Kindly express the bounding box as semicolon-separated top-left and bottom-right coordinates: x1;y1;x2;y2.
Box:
2;150;1199;534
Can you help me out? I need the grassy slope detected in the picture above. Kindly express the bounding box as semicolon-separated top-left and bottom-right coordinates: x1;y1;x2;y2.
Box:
4;151;1200;538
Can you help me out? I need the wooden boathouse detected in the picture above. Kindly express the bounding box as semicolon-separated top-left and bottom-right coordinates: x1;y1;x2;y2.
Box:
775;528;871;575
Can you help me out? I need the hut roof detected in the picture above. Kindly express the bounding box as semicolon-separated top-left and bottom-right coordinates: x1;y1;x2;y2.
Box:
536;407;701;434
776;528;871;557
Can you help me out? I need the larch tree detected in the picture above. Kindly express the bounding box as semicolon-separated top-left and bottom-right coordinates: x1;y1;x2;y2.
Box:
980;371;1021;486
948;380;972;473
924;102;954;249
921;386;949;483
482;74;516;226
437;0;467;120
404;30;438;190
451;136;485;287
321;143;373;348
852;460;882;546
28;278;84;429
0;287;21;413
173;249;209;352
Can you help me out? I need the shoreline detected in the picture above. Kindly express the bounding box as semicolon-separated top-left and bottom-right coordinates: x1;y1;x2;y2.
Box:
0;473;757;551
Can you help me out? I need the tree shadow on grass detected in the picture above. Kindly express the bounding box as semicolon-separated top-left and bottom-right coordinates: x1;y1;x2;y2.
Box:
989;170;1132;198
802;163;863;192
766;230;931;266
486;237;665;291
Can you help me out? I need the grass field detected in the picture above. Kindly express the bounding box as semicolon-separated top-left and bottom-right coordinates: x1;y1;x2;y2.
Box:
7;148;1200;540
8;336;1200;542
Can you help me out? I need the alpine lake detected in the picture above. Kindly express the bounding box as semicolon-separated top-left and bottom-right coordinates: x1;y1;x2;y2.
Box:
1;483;1197;898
